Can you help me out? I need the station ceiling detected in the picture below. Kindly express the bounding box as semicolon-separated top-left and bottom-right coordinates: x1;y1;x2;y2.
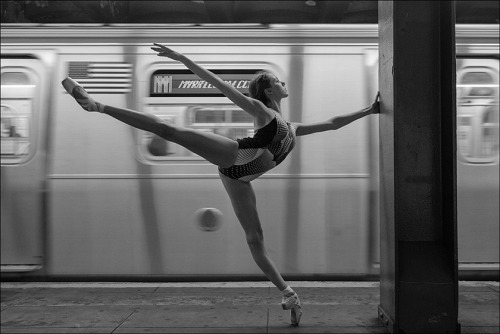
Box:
1;1;499;24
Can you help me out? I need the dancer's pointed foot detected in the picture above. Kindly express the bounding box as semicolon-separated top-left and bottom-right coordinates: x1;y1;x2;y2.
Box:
282;292;302;326
62;77;102;112
291;305;303;326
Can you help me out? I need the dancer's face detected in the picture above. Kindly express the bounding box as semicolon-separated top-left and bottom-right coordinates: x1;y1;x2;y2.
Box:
266;75;288;99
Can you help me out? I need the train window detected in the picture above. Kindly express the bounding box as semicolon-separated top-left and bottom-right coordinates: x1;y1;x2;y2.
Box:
459;72;495;97
138;106;254;162
1;71;35;164
190;107;254;140
2;72;30;85
457;60;499;164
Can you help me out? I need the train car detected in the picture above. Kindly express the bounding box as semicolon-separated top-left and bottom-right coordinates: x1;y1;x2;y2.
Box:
1;24;498;280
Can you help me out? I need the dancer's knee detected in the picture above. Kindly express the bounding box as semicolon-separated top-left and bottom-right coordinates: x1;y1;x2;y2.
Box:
246;229;264;248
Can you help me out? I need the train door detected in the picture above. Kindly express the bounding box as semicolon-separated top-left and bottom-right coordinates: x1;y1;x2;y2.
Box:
1;56;49;272
131;64;275;275
364;49;380;274
365;52;500;274
456;57;499;268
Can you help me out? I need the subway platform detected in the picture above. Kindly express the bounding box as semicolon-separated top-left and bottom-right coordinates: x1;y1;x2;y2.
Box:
1;281;498;333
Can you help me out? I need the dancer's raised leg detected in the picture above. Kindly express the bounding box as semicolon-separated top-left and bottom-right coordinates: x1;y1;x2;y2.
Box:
62;77;238;168
102;104;238;168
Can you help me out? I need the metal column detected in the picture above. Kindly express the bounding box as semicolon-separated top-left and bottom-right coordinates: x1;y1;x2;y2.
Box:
377;1;460;332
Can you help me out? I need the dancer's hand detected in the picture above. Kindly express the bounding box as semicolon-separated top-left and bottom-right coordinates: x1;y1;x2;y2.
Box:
151;43;183;61
369;92;380;114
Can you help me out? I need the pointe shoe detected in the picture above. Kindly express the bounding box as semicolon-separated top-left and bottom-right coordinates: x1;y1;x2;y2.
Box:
61;77;100;112
282;292;302;326
291;305;303;327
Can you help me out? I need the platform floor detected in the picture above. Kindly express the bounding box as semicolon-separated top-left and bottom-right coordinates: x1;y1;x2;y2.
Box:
1;281;498;333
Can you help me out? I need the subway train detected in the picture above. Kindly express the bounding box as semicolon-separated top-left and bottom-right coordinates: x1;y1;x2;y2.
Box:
1;24;498;280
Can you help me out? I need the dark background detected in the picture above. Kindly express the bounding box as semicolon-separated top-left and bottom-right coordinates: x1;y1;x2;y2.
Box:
2;0;499;24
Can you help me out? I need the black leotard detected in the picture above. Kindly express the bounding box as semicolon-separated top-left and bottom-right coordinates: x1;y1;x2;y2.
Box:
218;111;296;182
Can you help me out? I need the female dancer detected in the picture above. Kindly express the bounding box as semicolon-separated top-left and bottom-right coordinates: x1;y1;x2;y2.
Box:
62;43;380;326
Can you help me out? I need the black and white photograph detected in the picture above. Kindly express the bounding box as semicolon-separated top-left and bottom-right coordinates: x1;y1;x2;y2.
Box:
1;1;498;333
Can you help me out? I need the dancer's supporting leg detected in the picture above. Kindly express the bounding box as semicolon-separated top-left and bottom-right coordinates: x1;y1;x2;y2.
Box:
219;173;302;325
220;173;288;289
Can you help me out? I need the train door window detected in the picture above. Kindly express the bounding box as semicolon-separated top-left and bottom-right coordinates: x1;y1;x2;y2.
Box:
1;71;36;164
139;68;262;162
138;105;254;162
457;59;499;164
189;106;254;140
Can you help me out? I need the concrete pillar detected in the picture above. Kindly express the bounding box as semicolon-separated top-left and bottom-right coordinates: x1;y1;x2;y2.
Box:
377;1;460;333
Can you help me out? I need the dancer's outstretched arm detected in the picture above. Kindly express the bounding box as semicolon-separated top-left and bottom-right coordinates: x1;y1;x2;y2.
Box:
293;93;380;137
151;43;273;123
